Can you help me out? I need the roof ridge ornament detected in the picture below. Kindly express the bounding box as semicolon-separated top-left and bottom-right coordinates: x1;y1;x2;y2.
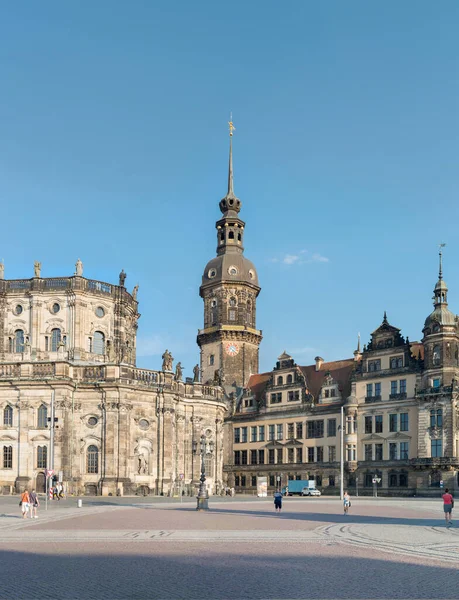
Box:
438;242;446;280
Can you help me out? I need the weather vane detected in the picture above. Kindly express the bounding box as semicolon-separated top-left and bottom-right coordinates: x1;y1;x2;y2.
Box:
228;112;235;137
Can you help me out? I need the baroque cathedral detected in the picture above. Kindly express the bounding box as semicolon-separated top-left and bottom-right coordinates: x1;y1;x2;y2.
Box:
1;126;459;497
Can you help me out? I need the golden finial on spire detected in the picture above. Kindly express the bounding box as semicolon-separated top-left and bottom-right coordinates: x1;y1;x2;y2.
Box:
228;112;235;137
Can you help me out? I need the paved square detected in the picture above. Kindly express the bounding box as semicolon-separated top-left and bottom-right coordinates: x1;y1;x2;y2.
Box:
0;496;458;599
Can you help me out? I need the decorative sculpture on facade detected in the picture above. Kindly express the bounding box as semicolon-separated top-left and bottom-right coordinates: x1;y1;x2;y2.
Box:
132;284;139;300
162;349;174;371
119;269;126;286
175;362;183;381
34;261;41;278
193;364;200;383
137;453;148;475
75;258;83;276
0;261;4;280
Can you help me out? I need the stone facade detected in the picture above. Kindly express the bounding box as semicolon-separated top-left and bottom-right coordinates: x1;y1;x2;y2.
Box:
0;268;227;496
224;255;459;496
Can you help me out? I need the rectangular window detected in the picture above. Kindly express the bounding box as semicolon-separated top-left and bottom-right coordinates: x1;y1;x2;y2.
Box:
400;413;409;432
37;445;47;469
375;382;381;397
269;475;275;487
268;449;275;464
251;475;257;487
241;450;248;465
258;426;265;442
400;442;409;460
270;393;282;404
287;423;295;439
277;424;283;440
296;448;303;463
307;420;324;439
3;446;12;469
251;426;257;442
346;444;356;461
327;419;336;437
235;475;240;487
365;416;373;434
316;447;324;462
234;428;240;444
258;449;265;464
389;414;398;433
368;360;381;372
241;475;246;487
389;443;397;460
268;425;275;441
400;379;407;394
433;378;441;389
375;415;383;433
229;310;236;321
308;447;315;462
431;439;442;458
296;422;303;439
277;448;283;464
209;354;215;366
250;450;257;465
45;336;49;351
241;427;248;443
288;448;294;463
365;444;372;461
375;444;383;461
234;451;240;465
288;390;300;401
329;446;336;462
366;383;373;398
391;381;398;395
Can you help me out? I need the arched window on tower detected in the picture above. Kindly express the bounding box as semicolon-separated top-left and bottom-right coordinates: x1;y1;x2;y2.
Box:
287;374;293;385
51;328;61;352
228;297;237;322
87;445;99;474
211;299;218;326
228;231;234;240
14;330;24;353
433;345;441;367
38;404;48;429
246;300;252;326
93;331;105;355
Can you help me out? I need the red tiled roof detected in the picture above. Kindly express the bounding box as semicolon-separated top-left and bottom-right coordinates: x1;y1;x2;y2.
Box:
247;358;356;404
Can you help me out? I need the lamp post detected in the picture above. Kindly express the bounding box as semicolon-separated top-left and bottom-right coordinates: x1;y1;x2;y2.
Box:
193;434;214;511
340;405;344;500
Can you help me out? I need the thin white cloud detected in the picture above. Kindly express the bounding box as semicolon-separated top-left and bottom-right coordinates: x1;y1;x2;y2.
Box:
270;250;330;266
283;254;300;265
289;347;317;356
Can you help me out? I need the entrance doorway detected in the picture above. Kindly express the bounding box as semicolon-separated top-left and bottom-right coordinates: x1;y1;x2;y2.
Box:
36;472;46;493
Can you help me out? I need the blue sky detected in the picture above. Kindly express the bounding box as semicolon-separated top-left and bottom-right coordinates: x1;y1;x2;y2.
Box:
1;1;458;377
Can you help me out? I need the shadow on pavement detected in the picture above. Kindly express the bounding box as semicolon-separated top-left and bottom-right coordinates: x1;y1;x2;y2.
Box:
0;548;457;599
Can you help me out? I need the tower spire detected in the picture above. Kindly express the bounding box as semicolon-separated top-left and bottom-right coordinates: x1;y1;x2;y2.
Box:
439;243;446;280
227;121;234;198
219;116;241;217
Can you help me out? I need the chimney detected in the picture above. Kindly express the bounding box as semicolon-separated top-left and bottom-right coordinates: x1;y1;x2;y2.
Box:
315;356;324;371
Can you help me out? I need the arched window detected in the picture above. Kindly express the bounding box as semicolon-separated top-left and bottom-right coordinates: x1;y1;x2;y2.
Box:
3;405;13;426
93;331;105;355
246;300;252;326
433;345;441;366
389;472;398;487
399;470;408;487
37;445;47;469
37;404;48;429
87;445;99;474
228;231;234;240
14;330;24;353
277;376;283;386
51;328;61;352
430;470;442;488
287;374;293;384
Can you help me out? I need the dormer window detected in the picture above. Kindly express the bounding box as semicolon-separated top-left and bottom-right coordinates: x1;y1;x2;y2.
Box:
368;360;381;372
277;376;283;386
287;374;293;384
390;357;403;369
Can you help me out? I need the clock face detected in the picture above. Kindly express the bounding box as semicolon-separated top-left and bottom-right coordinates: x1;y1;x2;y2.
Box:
225;342;240;357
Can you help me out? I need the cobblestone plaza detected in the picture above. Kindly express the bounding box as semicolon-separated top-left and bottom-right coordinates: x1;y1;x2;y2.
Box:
0;496;458;599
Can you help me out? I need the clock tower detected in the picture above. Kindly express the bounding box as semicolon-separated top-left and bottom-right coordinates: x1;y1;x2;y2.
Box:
197;124;262;392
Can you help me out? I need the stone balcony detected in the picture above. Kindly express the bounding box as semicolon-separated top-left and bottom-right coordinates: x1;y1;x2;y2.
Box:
0;361;224;401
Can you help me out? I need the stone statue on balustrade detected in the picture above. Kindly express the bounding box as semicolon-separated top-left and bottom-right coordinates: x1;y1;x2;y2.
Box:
137;453;148;475
75;258;83;276
0;262;4;280
34;261;41;278
162;349;174;372
23;336;31;357
175;362;183;381
193;364;200;383
132;284;139;300
119;269;126;287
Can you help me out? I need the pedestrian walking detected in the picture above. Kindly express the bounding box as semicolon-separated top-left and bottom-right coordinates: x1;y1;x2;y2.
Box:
29;489;40;519
343;490;351;515
274;489;283;513
442;487;454;527
20;489;30;519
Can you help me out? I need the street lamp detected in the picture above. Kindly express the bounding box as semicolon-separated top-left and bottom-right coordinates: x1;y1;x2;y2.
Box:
193;434;214;511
